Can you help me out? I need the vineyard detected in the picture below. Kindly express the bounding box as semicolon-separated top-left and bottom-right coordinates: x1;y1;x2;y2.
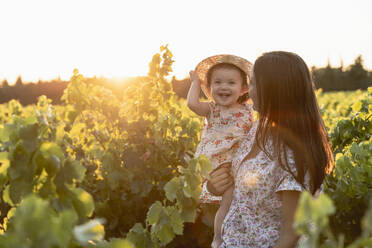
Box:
0;47;371;248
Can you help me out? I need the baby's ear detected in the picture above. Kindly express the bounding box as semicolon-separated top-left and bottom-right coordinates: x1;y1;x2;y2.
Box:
241;84;249;95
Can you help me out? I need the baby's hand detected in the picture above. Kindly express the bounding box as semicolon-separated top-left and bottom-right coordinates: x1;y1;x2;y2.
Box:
220;162;232;169
207;165;234;196
189;70;200;84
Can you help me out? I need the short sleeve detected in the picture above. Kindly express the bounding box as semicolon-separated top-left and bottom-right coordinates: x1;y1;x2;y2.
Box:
206;101;217;120
199;180;222;204
275;170;307;193
274;149;310;193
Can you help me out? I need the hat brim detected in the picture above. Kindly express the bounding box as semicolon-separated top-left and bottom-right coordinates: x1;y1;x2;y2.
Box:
195;54;252;101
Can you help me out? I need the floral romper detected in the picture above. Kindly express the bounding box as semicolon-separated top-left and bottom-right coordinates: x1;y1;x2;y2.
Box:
196;102;254;204
219;121;310;248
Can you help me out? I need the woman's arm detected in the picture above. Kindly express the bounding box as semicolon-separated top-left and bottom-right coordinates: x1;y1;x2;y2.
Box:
187;70;210;117
274;190;301;248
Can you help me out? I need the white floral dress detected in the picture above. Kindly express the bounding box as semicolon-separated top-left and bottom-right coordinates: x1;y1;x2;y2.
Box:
219;121;310;248
196;102;254;204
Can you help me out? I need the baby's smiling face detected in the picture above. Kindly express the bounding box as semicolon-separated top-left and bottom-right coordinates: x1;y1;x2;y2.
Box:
209;67;246;108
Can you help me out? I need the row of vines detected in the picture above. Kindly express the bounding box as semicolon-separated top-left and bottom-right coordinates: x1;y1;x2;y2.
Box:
0;46;371;247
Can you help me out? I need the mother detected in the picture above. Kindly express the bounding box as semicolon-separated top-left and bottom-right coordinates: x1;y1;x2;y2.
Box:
204;51;334;248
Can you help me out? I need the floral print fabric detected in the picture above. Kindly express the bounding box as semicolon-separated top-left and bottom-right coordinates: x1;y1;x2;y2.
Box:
196;102;254;204
219;121;310;248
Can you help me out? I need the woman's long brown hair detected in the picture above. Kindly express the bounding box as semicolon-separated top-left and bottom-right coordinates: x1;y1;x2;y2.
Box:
253;51;334;194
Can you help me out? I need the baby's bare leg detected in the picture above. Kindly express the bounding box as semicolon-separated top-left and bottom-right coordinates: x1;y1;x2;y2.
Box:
211;163;233;248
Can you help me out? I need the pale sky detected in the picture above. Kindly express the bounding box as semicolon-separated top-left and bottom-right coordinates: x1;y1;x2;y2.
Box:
1;0;372;83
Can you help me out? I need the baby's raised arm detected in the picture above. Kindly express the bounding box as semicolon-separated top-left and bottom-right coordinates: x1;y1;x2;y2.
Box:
187;70;210;117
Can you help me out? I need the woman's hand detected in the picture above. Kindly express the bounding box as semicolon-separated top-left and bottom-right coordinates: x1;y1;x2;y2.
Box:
207;163;234;196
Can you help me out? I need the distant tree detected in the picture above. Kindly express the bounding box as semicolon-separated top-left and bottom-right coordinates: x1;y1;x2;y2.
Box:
339;58;344;71
0;79;12;102
15;76;23;87
1;79;10;88
312;64;337;91
346;55;368;89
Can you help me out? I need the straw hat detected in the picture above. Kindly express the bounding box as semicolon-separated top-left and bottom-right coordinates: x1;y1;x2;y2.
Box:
195;54;253;100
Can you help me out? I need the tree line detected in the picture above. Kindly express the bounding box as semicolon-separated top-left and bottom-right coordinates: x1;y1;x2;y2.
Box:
0;76;134;105
1;55;371;105
311;55;372;91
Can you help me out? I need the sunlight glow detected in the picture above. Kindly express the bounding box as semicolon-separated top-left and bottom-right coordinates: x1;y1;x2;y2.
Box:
243;172;260;188
0;0;371;84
